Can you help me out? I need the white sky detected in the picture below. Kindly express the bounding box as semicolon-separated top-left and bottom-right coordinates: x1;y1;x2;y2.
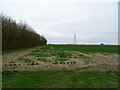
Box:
0;0;119;45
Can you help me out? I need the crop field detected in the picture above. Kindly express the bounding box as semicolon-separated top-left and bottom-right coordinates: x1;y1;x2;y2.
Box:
3;45;119;71
2;45;120;88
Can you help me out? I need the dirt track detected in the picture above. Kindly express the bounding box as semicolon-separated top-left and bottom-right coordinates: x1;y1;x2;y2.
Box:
2;48;119;72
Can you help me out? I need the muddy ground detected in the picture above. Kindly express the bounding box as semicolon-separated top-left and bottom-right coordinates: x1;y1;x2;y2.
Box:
2;47;119;72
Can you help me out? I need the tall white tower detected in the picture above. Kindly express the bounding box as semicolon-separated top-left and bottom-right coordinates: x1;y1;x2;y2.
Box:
74;34;76;45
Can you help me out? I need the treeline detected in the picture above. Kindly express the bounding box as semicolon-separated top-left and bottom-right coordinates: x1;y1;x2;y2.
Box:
1;14;47;51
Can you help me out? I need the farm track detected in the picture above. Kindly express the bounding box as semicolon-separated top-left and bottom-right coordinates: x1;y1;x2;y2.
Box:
2;45;119;72
74;65;119;72
2;48;36;70
2;64;119;72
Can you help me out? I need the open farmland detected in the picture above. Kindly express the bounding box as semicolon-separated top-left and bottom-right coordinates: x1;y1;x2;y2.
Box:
2;45;120;88
1;1;119;88
3;45;119;71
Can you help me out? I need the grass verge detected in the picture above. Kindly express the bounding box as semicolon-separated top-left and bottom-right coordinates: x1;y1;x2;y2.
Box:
2;46;42;55
2;71;119;88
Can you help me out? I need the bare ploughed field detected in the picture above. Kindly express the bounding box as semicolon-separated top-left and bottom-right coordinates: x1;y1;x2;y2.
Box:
2;45;119;72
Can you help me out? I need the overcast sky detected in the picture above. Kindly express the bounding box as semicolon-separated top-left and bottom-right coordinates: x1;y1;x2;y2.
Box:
0;0;119;45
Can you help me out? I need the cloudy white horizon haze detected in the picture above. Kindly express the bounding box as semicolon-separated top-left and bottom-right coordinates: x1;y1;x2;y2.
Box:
0;0;119;45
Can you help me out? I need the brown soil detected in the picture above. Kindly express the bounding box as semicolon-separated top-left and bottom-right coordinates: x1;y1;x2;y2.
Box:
2;49;119;72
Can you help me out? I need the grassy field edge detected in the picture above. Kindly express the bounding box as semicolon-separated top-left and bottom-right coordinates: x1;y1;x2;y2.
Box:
2;70;119;88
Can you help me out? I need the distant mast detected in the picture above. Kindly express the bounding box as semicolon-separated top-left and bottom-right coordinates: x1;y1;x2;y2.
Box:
74;34;76;45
